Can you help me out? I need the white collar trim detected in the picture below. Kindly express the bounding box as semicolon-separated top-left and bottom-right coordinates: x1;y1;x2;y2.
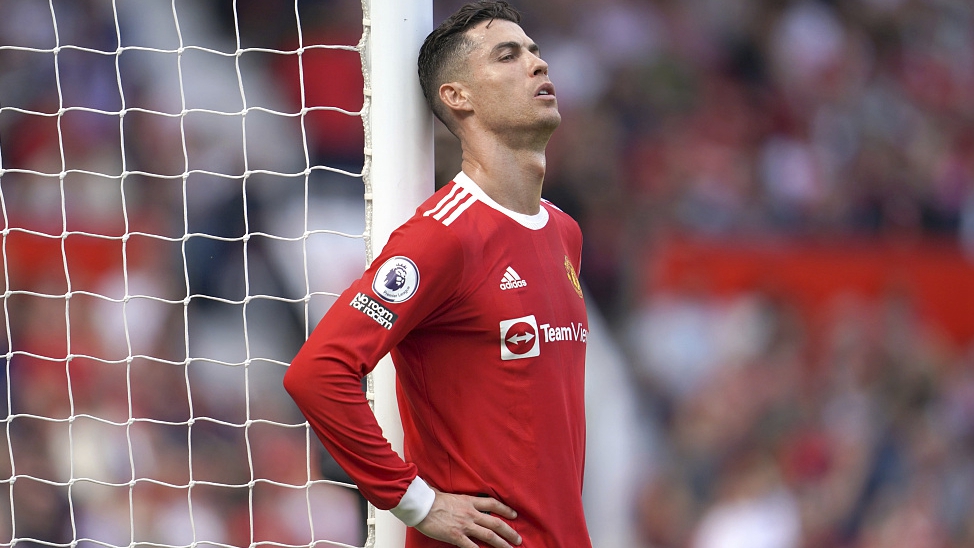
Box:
453;172;549;230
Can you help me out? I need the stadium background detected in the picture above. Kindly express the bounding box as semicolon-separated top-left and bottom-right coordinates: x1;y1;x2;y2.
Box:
2;0;974;546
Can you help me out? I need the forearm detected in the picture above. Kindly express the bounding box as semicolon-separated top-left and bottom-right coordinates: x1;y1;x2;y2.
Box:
283;349;413;506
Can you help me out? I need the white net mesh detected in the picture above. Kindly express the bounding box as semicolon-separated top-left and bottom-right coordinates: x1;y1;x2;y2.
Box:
0;0;371;546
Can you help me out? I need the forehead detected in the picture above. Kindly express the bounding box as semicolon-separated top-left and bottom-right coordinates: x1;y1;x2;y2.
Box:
464;19;534;55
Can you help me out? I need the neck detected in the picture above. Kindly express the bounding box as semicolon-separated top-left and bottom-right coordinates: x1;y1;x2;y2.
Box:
457;131;551;215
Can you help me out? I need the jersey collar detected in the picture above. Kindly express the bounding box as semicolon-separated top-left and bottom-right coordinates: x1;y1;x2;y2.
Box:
453;171;550;231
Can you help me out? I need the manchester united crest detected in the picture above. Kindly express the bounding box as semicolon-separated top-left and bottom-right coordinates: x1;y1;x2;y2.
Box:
564;256;582;298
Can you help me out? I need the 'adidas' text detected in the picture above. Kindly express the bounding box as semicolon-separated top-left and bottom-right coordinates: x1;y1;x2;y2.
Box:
499;266;528;290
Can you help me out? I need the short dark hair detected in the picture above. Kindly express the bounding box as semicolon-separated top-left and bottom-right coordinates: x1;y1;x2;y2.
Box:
417;1;522;128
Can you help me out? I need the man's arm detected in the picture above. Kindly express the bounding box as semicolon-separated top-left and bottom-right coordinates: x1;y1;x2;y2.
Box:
283;216;521;545
283;301;522;546
283;338;429;515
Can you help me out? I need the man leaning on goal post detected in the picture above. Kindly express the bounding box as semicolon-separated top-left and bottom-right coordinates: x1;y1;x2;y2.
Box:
284;2;593;546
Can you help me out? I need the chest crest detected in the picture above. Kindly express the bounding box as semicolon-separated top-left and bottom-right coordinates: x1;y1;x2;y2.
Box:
564;256;583;298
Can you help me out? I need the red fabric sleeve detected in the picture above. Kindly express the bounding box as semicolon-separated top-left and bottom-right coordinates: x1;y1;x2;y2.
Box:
283;217;462;510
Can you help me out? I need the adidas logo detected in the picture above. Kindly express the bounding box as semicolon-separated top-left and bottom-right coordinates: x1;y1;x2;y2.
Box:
499;266;528;290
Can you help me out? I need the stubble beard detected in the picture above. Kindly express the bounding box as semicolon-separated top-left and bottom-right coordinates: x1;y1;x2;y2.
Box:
527;108;561;149
507;104;562;149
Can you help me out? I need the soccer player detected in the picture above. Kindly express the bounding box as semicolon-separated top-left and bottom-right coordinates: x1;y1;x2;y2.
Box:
283;2;591;547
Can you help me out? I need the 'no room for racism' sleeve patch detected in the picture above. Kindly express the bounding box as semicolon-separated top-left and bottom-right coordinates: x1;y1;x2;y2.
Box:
349;292;399;330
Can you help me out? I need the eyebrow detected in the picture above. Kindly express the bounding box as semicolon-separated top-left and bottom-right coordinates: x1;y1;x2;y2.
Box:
491;41;541;56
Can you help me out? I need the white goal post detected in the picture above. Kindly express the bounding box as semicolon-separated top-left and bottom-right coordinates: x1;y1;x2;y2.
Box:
362;0;434;545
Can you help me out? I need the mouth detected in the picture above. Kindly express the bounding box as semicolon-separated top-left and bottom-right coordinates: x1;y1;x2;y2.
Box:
536;82;556;98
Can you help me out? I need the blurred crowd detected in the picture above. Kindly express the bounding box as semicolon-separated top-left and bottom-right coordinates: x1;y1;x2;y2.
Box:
2;0;974;547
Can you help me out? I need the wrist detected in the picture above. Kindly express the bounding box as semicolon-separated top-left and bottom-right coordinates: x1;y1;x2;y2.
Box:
390;476;436;526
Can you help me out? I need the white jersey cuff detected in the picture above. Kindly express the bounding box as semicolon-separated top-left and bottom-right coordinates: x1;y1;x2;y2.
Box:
390;476;435;527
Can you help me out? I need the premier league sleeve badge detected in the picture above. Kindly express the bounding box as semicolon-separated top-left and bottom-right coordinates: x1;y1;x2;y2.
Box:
372;256;420;303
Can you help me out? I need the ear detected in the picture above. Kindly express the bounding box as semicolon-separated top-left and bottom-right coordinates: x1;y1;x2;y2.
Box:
439;81;473;115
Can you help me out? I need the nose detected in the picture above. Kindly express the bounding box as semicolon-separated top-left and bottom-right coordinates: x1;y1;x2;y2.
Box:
530;52;548;76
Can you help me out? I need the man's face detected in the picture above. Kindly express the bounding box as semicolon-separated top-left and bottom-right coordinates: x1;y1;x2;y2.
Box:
458;19;561;138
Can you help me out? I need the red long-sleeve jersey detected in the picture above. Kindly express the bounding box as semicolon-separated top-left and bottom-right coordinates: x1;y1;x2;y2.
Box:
284;172;591;547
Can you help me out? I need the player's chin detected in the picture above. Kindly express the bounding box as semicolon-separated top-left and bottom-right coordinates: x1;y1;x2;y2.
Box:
516;110;561;136
539;110;562;132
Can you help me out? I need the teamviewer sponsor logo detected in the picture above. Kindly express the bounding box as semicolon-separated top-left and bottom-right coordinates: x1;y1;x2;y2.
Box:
499;315;540;360
350;292;398;330
499;266;527;290
539;322;588;343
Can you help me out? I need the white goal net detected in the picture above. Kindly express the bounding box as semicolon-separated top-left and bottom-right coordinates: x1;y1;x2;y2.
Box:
0;0;431;546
